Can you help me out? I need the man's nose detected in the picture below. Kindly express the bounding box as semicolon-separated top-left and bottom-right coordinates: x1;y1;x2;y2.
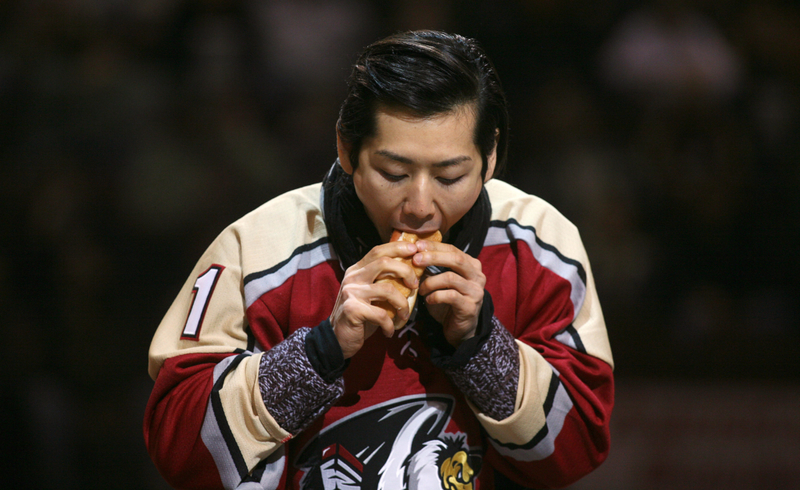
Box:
403;178;435;221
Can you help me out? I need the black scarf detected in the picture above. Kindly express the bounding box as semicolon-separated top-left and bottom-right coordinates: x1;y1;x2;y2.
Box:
322;161;491;269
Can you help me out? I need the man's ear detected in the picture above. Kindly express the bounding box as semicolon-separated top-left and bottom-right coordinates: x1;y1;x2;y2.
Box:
336;130;354;175
484;129;499;183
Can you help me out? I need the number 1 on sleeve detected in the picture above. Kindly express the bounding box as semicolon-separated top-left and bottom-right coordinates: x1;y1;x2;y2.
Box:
181;265;225;340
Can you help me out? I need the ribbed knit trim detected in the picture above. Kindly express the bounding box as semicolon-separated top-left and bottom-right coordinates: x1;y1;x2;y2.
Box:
444;317;520;421
258;328;345;435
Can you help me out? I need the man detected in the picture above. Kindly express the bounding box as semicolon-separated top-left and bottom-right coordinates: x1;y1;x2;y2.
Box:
145;30;614;489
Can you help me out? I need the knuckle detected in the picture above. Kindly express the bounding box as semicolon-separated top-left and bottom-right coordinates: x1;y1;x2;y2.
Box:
378;283;396;296
341;300;361;317
376;256;394;268
446;272;460;286
341;283;358;296
471;258;483;272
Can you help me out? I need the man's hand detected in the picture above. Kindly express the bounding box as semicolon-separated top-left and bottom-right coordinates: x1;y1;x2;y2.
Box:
330;241;420;359
414;240;486;347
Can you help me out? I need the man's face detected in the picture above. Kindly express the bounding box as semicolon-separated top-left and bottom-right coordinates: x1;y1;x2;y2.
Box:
338;105;496;243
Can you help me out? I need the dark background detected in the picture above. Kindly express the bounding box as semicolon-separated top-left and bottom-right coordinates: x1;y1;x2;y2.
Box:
1;1;798;488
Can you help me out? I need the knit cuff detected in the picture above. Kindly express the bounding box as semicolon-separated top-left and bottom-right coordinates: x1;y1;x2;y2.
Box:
444;317;520;421
258;327;345;435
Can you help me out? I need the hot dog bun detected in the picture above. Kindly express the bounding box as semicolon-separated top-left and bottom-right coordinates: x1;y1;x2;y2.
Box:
374;229;442;329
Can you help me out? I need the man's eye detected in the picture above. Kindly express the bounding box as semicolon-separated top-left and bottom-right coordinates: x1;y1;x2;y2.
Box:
380;170;405;182
438;175;464;186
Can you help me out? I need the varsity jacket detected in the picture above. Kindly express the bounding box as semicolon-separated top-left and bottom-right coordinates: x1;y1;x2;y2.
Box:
144;172;614;489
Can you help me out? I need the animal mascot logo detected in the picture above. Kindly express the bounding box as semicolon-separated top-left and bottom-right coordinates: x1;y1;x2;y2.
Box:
295;395;481;489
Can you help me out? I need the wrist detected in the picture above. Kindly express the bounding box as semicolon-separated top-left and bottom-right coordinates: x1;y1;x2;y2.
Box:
306;319;350;381
426;290;495;369
445;322;477;348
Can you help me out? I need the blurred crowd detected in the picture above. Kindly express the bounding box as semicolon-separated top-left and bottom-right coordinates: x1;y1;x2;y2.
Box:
1;0;798;488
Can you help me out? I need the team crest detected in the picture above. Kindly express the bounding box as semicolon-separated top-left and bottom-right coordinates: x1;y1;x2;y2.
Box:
295;395;482;489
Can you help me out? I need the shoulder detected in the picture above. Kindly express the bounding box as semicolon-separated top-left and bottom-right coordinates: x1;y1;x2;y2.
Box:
236;182;324;230
217;183;330;275
484;179;586;262
485;179;577;235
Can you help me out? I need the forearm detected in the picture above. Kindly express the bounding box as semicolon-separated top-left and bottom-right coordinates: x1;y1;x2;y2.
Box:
424;291;521;420
146;351;289;489
258;326;346;436
443;316;520;420
481;344;614;488
427;298;613;488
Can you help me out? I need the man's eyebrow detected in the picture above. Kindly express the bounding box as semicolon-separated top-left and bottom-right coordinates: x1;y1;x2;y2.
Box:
374;149;472;167
375;149;414;164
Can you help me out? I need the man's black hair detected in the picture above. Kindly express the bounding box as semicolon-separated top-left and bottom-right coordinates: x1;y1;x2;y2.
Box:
337;30;509;179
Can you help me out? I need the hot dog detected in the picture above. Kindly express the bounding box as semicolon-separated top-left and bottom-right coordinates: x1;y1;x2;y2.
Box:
374;229;442;329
